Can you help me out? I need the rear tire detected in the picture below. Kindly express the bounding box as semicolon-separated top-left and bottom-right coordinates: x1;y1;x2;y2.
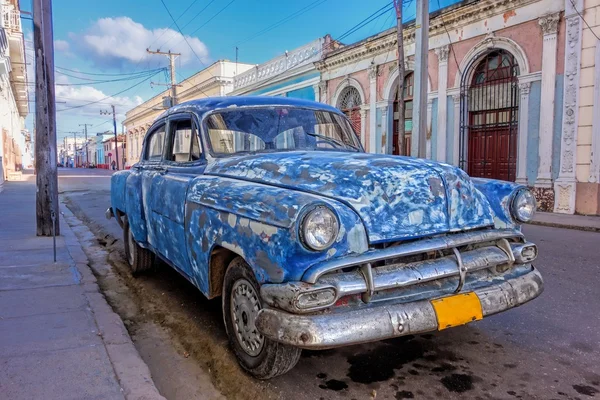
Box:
222;257;301;379
123;216;154;274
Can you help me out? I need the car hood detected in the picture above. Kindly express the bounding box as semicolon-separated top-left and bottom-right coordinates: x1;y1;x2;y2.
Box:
205;151;495;243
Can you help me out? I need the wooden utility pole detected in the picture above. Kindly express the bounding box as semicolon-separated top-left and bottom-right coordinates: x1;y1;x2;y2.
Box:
412;0;429;158
33;0;59;236
100;106;119;170
146;48;181;106
394;0;405;156
79;123;92;167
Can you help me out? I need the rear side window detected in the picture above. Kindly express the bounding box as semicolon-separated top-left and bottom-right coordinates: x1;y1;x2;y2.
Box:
144;124;166;161
166;118;203;163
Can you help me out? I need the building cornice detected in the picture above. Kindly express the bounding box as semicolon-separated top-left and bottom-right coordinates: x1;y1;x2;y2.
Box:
316;0;541;71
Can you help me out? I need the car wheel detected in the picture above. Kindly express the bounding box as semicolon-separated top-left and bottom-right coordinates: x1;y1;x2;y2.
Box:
222;257;301;379
123;216;154;274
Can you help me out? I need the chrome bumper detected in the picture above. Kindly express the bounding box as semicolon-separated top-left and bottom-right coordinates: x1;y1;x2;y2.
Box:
255;266;543;349
105;207;114;220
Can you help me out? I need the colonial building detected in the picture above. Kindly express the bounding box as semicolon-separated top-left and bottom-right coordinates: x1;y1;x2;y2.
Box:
0;0;28;182
124;60;253;166
102;135;126;170
315;0;599;215
230;36;339;100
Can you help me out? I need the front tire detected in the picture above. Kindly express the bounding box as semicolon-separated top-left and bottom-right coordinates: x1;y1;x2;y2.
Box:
123;216;154;274
222;257;301;379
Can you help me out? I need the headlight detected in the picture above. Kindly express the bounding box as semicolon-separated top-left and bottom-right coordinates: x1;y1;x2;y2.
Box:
512;189;536;223
301;206;339;251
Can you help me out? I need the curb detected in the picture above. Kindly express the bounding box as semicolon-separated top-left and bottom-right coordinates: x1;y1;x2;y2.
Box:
59;202;166;400
529;220;600;233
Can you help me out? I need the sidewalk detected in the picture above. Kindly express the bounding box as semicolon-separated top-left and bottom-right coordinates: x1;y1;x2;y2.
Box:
531;211;600;232
0;176;165;400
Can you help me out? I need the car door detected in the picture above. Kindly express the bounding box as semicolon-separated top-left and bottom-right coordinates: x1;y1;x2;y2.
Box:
149;113;205;277
126;121;167;249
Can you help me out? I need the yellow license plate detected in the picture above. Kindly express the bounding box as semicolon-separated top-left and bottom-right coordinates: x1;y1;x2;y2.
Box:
431;292;483;330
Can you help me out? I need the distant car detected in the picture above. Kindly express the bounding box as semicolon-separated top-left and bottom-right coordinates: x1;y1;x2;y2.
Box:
107;97;543;379
57;163;64;167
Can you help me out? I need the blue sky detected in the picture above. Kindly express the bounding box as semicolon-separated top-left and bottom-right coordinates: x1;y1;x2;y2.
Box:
21;0;460;141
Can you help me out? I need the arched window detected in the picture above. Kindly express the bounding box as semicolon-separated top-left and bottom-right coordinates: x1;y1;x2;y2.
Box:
337;86;362;135
462;50;519;181
392;72;414;155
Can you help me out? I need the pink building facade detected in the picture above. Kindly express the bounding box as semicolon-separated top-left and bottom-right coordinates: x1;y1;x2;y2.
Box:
315;0;597;214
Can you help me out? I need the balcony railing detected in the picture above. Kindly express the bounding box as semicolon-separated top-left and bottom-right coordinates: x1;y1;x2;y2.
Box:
2;7;21;33
233;38;323;92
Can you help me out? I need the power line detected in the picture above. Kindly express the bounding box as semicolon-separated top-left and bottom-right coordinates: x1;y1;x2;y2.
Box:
188;0;236;37
436;0;461;76
157;0;227;52
147;0;204;50
159;0;209;69
56;70;162;112
569;0;600;41
54;66;165;77
236;0;329;46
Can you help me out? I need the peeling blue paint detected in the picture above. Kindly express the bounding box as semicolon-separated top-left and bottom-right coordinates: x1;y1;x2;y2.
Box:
110;96;526;297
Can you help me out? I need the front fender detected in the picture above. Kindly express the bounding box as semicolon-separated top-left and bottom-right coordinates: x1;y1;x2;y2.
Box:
471;178;524;229
184;176;368;292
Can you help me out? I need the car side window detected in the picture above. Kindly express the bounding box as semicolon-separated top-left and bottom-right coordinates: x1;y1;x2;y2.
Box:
167;118;202;163
144;123;166;161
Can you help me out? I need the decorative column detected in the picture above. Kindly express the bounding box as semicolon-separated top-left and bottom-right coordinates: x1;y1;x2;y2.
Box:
318;81;327;104
381;106;389;154
588;40;600;185
435;45;450;162
535;12;560;191
426;98;433;159
368;64;378;153
360;107;368;150
312;84;320;103
516;82;531;184
554;1;582;213
452;94;461;167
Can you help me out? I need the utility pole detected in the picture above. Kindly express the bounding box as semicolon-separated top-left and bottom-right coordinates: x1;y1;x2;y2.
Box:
33;0;59;236
412;0;429;158
394;0;405;156
100;105;119;170
146;48;181;106
79;123;91;167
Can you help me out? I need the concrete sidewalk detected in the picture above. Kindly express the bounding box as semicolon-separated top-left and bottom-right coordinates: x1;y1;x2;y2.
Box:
532;211;600;232
0;176;165;400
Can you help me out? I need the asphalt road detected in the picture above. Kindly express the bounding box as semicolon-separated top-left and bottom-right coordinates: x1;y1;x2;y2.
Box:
58;167;600;400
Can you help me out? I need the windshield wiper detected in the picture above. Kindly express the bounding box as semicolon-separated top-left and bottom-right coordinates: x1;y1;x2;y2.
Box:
305;132;359;151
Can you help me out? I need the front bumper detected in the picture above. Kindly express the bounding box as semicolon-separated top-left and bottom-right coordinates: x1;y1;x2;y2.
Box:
255;266;543;349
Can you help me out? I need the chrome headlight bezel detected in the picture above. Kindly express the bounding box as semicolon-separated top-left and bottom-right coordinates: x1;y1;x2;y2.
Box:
511;188;536;223
300;206;340;251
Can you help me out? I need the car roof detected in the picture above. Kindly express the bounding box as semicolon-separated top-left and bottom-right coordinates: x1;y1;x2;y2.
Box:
157;96;343;120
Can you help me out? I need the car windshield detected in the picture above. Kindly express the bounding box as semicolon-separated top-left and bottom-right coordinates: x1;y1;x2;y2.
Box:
204;107;362;156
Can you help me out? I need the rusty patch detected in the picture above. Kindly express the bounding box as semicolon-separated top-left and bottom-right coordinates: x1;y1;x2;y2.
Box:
530;187;555;212
503;10;516;23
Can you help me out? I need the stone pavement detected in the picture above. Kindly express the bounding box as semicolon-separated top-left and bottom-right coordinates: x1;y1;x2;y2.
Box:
0;176;165;400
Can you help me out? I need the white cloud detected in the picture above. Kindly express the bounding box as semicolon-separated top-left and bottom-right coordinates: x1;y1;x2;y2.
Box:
55;84;144;120
70;17;210;69
54;40;70;52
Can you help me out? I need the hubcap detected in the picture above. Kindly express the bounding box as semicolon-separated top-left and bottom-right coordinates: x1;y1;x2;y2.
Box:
127;228;135;266
230;279;264;357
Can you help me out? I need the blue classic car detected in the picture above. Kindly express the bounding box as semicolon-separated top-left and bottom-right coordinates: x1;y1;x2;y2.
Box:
107;96;543;379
